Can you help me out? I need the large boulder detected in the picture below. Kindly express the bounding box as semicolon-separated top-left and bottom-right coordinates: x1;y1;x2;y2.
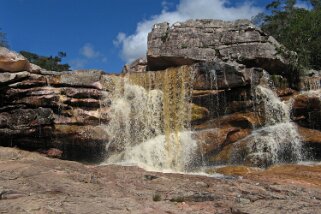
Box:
147;19;296;78
0;47;30;72
122;57;147;73
292;93;321;130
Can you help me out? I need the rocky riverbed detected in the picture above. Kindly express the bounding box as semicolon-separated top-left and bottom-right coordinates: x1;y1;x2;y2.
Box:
1;147;320;214
1;19;321;213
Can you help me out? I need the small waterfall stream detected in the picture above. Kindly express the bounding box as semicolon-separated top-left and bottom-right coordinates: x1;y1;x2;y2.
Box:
104;67;305;171
105;67;197;172
238;85;302;166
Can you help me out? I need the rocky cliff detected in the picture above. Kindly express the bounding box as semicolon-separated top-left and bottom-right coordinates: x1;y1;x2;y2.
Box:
0;47;121;160
124;19;321;167
1;19;321;166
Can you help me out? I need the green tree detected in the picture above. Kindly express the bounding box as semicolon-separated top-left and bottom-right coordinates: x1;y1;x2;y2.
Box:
0;28;9;48
20;50;71;72
254;0;321;70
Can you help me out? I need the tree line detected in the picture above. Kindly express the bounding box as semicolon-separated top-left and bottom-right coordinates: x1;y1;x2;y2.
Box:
253;0;321;71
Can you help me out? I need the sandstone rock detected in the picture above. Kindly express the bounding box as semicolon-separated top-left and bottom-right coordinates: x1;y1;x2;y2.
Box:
299;75;321;91
29;63;46;73
7;73;48;88
0;71;30;85
122;57;147;73
147;19;295;78
192;61;262;90
0;108;54;129
46;148;63;158
0;64;115;160
54;107;110;126
206;165;262;176
193;112;261;159
47;70;104;89
194;112;263;130
1;147;320;214
0;47;30;72
297;125;321;160
292;93;321;130
297;126;321;145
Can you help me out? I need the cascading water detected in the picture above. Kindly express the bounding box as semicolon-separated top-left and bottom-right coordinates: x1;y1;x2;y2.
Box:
104;66;305;171
238;84;303;167
105;66;197;172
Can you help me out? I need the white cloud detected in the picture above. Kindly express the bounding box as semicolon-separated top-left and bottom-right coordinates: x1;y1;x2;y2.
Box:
80;43;100;59
69;43;107;69
69;59;87;69
115;0;262;63
295;0;312;9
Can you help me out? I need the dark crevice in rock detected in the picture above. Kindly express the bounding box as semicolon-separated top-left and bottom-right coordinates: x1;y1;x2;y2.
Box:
147;56;199;71
302;143;321;161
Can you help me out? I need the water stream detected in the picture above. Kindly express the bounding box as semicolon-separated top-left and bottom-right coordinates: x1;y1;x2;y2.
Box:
105;66;196;172
104;67;304;171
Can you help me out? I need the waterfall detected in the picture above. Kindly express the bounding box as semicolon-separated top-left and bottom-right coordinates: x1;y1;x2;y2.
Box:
104;66;304;171
236;84;303;167
105;66;197;172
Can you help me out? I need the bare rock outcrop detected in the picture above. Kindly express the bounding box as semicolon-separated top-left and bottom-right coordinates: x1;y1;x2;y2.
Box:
1;19;320;165
147;19;296;79
0;47;30;72
0;47;119;161
0;147;320;214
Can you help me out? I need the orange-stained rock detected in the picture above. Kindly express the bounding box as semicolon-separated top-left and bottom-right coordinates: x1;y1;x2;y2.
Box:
245;164;321;188
292;93;321;130
194;112;263;130
206;165;262;176
1;147;320;213
297;126;321;144
46;148;63;158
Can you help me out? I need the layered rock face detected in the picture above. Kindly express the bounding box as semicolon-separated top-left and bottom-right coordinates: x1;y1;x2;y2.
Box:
0;47;119;161
124;19;320;167
147;20;297;81
1;19;321;167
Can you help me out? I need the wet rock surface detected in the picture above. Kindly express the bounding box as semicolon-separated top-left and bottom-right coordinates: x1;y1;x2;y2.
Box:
1;19;321;165
0;147;320;214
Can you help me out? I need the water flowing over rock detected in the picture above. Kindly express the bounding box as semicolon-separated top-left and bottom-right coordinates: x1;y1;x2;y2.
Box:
105;66;196;171
1;19;321;170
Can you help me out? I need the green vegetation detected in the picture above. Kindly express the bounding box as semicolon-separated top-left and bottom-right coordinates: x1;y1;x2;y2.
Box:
20;51;71;72
254;0;321;70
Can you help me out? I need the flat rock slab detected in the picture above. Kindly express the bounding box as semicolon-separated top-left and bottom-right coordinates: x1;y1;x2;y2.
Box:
0;47;30;72
0;147;320;214
147;19;294;75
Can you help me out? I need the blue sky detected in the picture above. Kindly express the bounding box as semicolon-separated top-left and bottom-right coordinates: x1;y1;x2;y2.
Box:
0;0;309;73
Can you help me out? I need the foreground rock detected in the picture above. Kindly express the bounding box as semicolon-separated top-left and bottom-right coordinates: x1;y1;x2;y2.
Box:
0;147;320;214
